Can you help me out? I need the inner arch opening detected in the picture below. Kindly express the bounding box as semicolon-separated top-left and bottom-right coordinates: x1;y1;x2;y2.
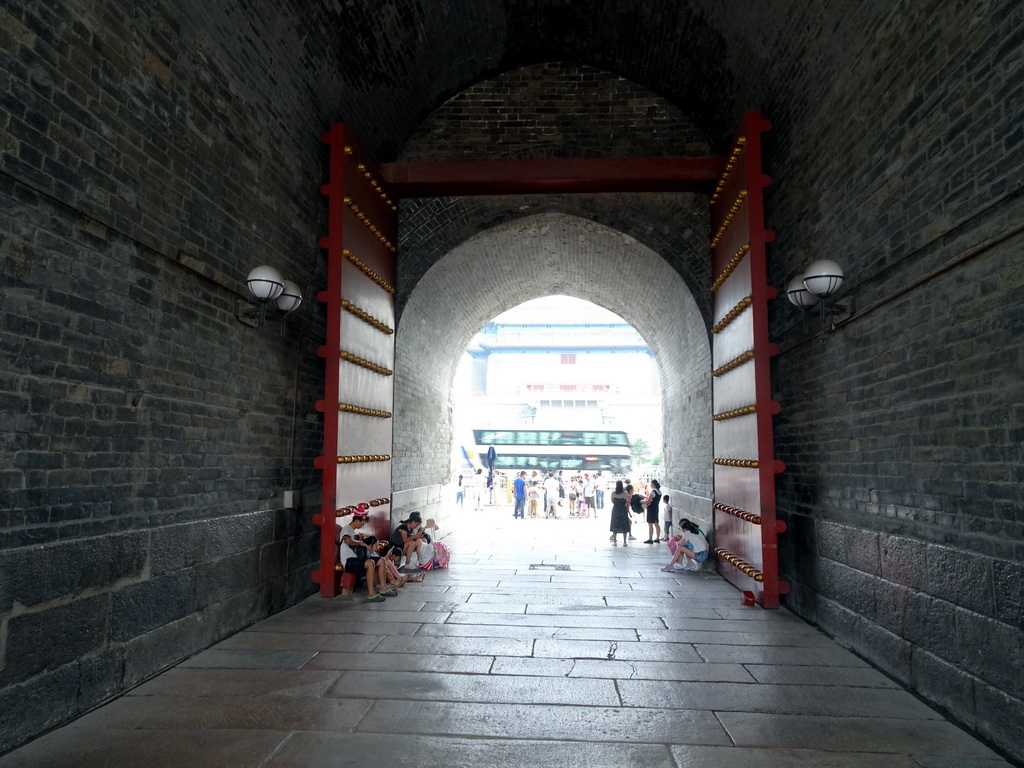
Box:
452;295;662;480
393;212;713;531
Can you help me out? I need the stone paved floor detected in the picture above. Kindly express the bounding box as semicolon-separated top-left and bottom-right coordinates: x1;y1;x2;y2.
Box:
1;508;1013;767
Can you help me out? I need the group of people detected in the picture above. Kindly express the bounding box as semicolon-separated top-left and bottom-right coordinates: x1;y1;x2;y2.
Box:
606;477;709;570
608;478;665;545
336;511;435;601
459;468;610;515
456;467;711;572
507;470;607;519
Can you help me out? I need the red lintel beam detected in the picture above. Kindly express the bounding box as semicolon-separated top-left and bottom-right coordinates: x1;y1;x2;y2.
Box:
379;156;725;197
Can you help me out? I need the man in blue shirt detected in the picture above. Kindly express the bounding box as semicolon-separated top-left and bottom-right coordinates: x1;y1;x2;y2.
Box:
512;471;527;519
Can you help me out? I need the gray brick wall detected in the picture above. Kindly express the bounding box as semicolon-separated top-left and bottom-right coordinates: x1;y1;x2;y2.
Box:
402;62;711;161
0;0;333;750
724;0;1024;757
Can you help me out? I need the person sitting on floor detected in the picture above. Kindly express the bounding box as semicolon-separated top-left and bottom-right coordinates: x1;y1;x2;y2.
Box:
337;512;389;601
379;541;424;586
390;512;428;570
662;519;709;572
361;537;399;596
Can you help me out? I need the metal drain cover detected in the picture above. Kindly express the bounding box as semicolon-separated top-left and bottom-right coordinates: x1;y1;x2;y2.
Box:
529;564;571;571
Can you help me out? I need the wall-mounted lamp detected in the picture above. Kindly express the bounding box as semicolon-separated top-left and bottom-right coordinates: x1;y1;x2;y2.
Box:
787;259;845;330
241;265;303;328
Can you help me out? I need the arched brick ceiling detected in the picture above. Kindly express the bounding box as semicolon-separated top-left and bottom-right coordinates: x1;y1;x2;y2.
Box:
400;62;714;162
310;0;739;160
397;193;712;325
394;212;712;495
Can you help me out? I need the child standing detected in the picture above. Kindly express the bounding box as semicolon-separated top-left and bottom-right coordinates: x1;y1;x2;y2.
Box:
527;481;540;518
661;494;673;541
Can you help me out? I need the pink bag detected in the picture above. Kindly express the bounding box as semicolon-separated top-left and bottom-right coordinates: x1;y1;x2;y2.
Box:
433;540;451;568
667;537;679;555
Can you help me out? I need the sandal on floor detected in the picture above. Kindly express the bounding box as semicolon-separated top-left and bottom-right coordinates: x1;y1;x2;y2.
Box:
381;589;398;597
366;593;386;602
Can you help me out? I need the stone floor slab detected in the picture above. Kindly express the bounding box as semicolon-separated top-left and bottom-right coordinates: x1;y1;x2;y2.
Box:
422;601;529;613
68;694;372;732
246;618;427;636
266;732;677;768
328;669;620;706
213;630;385;653
445;611;666;629
570;658;757;682
302;650;494;674
525;603;722;619
717;712;1005;758
661;616;818;633
413;621;639;642
695;644;870;667
638;629;836;646
373;634;534;657
128;668;341;699
356;699;733;745
179;649;318;669
533;637;704;662
669;745;923;768
0;729;289;768
743;663;902;688
618;679;940;719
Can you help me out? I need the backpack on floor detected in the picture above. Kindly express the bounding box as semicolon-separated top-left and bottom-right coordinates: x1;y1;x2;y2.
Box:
433;540;451;568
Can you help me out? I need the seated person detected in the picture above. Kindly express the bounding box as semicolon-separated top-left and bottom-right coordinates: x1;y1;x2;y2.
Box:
662;519;710;572
390;512;428;569
361;537;399;596
337;512;389;601
378;541;424;586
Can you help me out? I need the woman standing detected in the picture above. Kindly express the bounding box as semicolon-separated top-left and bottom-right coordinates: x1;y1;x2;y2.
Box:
608;480;631;546
643;479;663;543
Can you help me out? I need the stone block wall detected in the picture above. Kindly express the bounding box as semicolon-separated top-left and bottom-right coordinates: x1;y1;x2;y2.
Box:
713;0;1024;756
0;0;342;750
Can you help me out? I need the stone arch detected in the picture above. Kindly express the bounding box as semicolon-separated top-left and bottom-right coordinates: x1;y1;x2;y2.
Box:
392;212;711;522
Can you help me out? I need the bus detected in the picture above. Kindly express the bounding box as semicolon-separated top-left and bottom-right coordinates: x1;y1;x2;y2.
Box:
462;428;631;474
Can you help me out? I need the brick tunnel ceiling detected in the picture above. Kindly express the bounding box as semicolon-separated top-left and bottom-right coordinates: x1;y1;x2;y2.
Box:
323;0;742;160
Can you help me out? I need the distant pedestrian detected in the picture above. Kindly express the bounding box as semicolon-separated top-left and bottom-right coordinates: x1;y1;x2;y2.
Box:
527;481;541;518
609;480;631;546
583;474;597;515
642;479;662;544
543;473;560;518
661;494;673;541
513;471;527;519
470;469;484;511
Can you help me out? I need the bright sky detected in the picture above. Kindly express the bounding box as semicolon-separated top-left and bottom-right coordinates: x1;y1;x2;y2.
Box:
491;295;627;325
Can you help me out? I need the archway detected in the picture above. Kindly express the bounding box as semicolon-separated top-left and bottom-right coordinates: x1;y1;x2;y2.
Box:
393;212;712;529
